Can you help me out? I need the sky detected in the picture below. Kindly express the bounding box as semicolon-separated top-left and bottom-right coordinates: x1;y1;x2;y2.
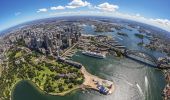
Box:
0;0;170;32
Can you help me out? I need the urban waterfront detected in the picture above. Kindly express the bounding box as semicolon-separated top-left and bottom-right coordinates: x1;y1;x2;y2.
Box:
12;52;165;100
12;22;166;100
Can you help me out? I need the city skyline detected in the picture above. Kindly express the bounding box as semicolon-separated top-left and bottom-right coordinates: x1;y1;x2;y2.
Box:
0;1;170;99
1;0;170;32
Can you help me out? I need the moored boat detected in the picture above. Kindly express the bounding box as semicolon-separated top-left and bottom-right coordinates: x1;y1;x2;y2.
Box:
82;51;106;59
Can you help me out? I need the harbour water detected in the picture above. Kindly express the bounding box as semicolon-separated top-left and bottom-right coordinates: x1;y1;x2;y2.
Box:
12;53;166;100
12;18;166;100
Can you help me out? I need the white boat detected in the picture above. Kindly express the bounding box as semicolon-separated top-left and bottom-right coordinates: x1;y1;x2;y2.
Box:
82;51;106;59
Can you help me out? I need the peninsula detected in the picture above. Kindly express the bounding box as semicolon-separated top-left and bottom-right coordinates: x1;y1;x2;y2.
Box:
0;19;115;100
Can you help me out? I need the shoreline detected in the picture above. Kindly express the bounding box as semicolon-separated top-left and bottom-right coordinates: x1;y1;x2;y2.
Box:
81;66;114;94
49;65;115;96
10;80;81;99
163;69;170;100
10;66;115;100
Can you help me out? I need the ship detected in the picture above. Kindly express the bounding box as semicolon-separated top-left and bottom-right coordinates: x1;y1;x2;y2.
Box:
82;51;106;59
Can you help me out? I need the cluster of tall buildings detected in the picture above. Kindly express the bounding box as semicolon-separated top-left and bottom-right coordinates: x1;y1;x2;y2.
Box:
6;23;82;56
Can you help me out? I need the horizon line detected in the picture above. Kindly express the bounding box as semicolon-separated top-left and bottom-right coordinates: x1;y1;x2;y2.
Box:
1;15;170;34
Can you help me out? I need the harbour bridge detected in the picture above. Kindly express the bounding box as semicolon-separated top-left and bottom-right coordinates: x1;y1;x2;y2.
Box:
98;41;162;68
124;50;159;68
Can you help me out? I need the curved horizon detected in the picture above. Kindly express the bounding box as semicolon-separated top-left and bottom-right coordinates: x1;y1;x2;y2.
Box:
0;0;170;33
0;1;170;99
1;14;170;34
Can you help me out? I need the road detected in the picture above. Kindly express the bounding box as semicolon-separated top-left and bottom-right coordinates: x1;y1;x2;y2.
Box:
61;42;79;57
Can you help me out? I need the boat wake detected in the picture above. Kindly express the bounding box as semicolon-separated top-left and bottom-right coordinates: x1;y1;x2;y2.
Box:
136;83;145;99
145;76;148;89
145;76;149;98
111;73;145;100
117;37;123;40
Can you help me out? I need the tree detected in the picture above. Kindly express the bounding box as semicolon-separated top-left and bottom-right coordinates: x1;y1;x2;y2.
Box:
58;83;62;87
54;75;60;80
76;79;84;85
64;79;70;84
27;70;36;79
68;84;73;89
44;84;54;93
59;86;64;92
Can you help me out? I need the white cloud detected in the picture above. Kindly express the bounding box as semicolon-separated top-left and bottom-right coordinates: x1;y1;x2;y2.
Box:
37;8;48;13
66;5;77;9
150;19;170;26
66;0;90;9
51;6;65;10
35;1;170;32
15;12;21;16
95;2;119;12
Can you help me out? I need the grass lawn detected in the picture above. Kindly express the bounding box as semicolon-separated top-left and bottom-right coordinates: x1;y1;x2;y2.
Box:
15;51;22;58
0;47;84;99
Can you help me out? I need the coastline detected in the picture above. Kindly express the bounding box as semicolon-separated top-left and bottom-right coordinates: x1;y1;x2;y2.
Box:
49;65;115;96
10;66;115;100
81;66;114;94
163;69;170;100
10;80;81;100
0;16;168;100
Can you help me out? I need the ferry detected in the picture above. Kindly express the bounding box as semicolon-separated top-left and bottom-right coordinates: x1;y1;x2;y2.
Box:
82;51;106;59
96;80;113;95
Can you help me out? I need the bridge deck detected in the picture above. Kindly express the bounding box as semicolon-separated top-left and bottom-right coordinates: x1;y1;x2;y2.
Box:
125;55;158;68
125;50;159;68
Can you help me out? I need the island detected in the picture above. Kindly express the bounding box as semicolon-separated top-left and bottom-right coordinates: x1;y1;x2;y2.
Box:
117;32;128;37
